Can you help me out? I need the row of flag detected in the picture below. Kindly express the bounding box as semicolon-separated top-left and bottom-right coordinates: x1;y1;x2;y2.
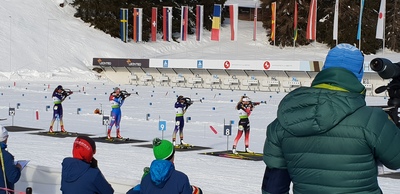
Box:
120;1;387;44
272;0;387;45
119;5;239;43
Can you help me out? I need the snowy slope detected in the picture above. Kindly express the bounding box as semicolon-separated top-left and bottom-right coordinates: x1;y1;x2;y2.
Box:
1;0;400;194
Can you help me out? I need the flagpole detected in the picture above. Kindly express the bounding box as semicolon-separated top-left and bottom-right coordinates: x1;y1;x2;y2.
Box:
333;0;339;46
359;0;361;49
253;1;257;42
358;0;364;50
382;16;385;55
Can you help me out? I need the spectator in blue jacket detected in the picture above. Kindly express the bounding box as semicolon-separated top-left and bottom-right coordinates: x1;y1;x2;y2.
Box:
61;136;114;194
0;126;21;194
131;138;202;194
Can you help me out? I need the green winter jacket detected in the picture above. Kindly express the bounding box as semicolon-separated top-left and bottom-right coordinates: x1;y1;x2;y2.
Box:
263;67;400;194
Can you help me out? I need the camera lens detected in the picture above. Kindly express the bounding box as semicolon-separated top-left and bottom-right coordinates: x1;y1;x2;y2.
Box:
370;58;400;79
370;58;384;71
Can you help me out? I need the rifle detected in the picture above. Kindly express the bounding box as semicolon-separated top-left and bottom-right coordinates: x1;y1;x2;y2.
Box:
183;97;203;107
251;101;266;106
60;89;73;101
62;89;73;96
120;90;139;99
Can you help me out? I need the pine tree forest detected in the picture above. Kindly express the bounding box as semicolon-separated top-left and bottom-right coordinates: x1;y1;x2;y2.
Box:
71;0;399;54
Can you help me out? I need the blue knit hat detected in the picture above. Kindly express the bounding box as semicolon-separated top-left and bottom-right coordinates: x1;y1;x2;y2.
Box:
322;43;364;81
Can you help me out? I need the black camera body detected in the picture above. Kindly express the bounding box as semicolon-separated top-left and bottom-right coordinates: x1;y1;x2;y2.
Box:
370;58;400;126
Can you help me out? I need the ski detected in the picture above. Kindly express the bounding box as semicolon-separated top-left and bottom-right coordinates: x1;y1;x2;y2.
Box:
105;137;130;142
47;131;74;136
234;151;262;157
175;144;194;149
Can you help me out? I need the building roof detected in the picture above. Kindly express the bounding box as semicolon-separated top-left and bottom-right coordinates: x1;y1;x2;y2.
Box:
225;0;262;8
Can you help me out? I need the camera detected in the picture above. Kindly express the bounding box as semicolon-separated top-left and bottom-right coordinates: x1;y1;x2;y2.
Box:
370;58;400;127
370;58;400;79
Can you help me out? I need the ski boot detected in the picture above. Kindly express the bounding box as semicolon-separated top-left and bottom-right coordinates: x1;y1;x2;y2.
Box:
179;140;192;148
245;147;254;154
49;126;54;133
116;130;123;139
180;140;190;146
107;129;112;139
232;146;238;154
61;125;66;133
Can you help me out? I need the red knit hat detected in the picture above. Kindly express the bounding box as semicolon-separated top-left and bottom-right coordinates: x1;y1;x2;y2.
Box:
72;136;96;163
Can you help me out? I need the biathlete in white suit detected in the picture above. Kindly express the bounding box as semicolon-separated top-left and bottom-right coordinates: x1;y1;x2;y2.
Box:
232;96;257;154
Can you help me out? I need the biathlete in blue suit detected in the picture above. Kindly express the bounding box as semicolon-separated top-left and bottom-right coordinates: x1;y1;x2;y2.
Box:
172;96;192;146
49;85;72;133
107;87;130;139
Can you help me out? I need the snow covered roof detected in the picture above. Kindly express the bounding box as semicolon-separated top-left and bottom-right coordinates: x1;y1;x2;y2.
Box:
225;0;262;8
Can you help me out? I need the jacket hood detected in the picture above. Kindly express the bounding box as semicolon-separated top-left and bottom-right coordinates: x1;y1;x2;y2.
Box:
61;157;91;183
149;160;174;188
277;68;366;136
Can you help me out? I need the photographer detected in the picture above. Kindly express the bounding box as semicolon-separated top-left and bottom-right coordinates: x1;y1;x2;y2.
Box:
263;43;400;193
172;96;192;146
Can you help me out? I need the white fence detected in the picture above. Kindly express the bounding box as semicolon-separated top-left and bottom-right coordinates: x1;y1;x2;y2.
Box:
95;66;388;97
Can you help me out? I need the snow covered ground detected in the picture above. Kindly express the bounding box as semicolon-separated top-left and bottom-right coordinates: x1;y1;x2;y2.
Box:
0;80;399;194
1;0;400;193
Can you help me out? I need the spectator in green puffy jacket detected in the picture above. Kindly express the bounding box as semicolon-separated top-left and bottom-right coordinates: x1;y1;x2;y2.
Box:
263;43;400;194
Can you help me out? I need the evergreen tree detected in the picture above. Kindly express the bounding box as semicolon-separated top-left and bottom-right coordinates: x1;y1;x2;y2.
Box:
70;0;226;42
385;1;400;52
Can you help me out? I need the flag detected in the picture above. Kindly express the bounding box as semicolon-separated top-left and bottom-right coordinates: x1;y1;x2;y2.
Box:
119;8;128;43
163;7;172;41
229;4;238;41
357;0;364;40
151;7;157;42
196;5;204;41
211;4;221;41
253;4;258;41
333;0;339;41
180;6;189;41
306;0;317;40
271;2;276;41
133;8;142;42
294;1;298;41
376;0;386;39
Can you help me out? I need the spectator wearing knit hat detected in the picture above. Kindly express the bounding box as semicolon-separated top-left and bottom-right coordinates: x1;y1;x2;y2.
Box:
263;43;400;193
61;136;114;194
0;125;21;194
129;138;202;194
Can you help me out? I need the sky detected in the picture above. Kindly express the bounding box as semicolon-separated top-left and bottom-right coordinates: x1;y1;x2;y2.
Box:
1;0;400;194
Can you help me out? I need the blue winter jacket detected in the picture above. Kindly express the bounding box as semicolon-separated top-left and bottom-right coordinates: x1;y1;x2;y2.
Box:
140;160;192;194
61;157;114;194
0;143;21;194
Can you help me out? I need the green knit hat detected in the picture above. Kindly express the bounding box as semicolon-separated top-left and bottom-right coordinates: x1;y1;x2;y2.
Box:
152;138;174;160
